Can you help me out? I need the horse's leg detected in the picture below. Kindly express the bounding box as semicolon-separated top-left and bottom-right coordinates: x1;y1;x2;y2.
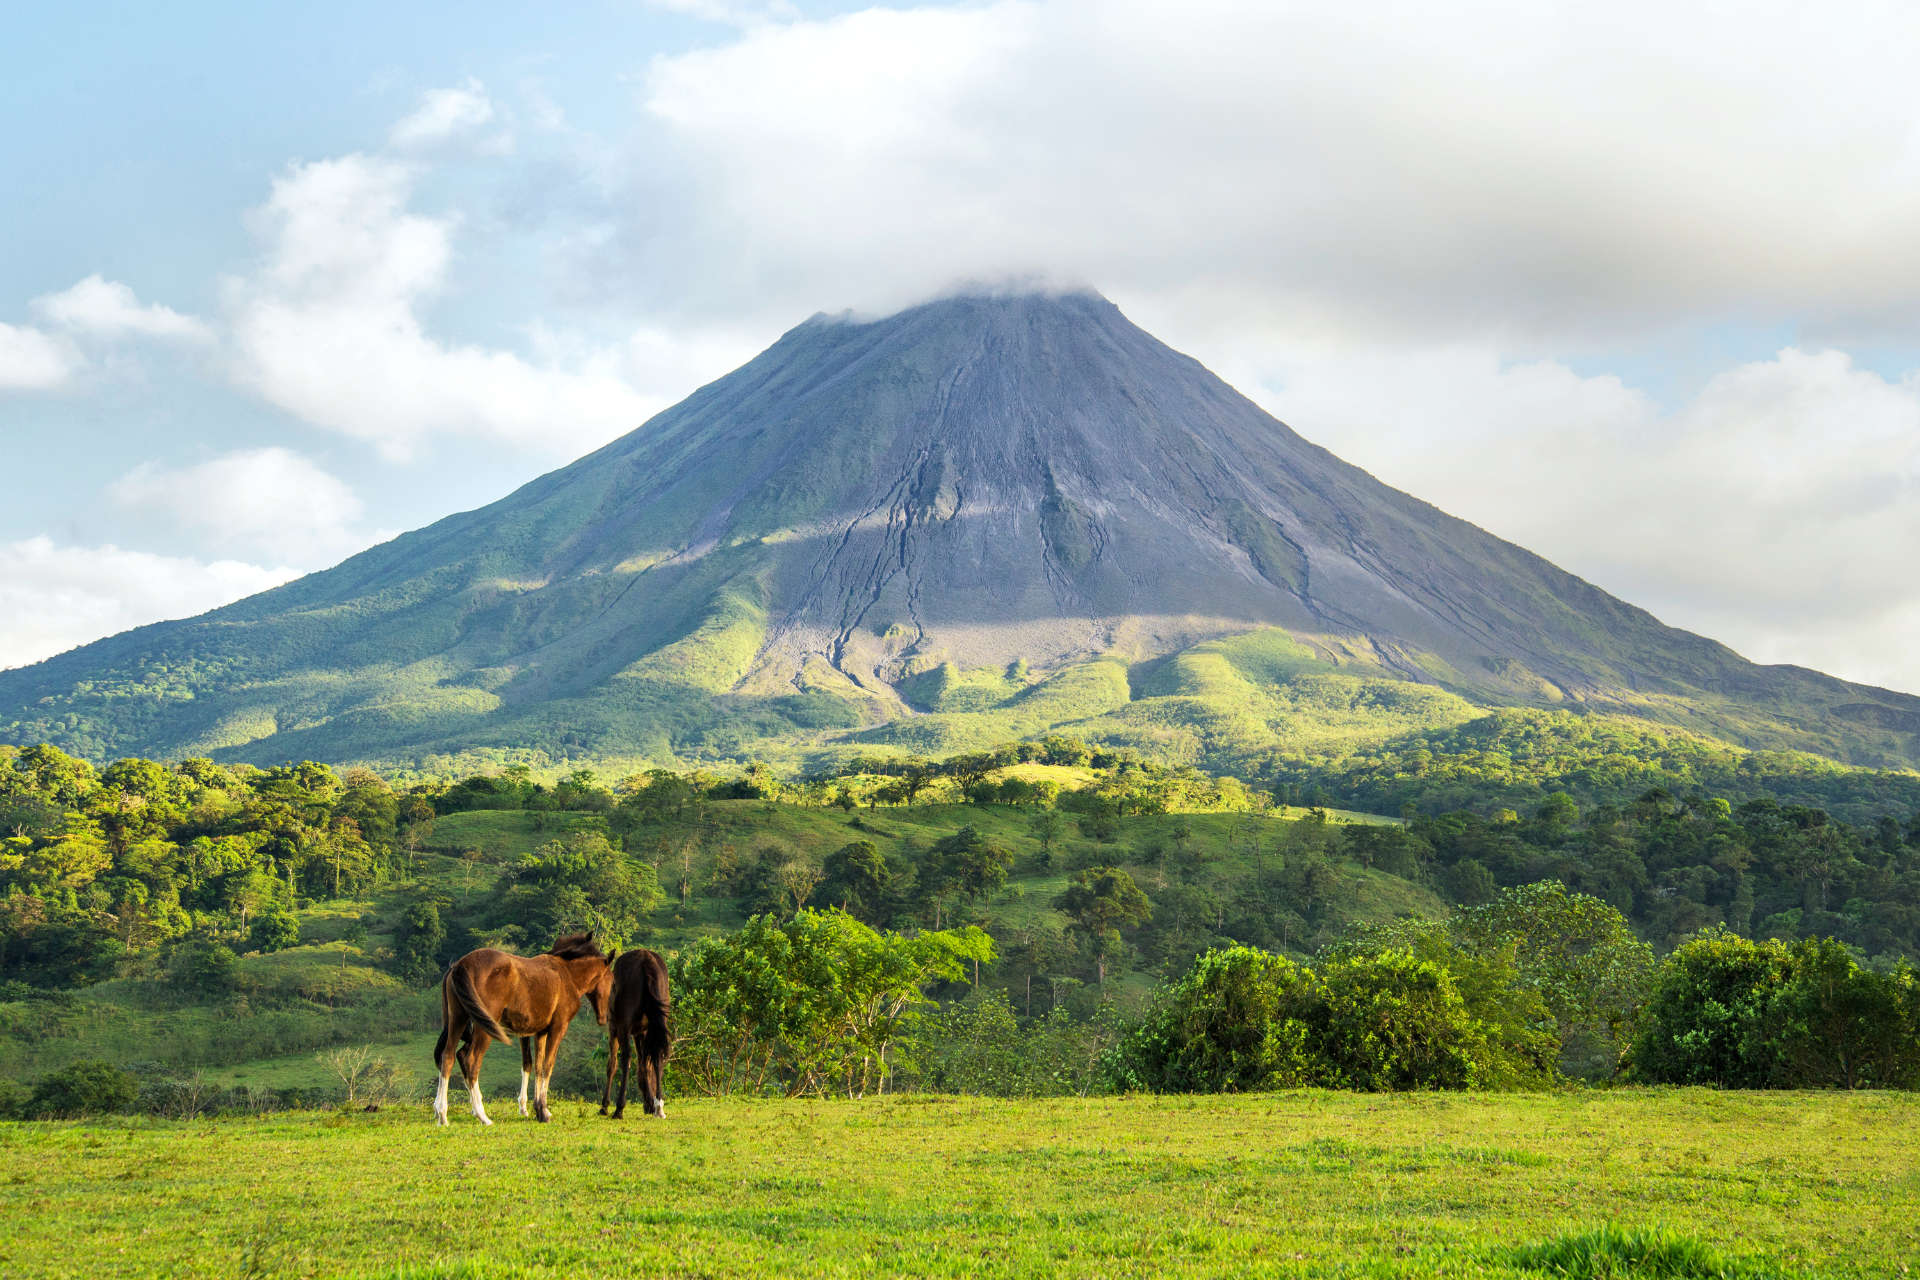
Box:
644;1032;666;1120
465;1035;494;1126
599;1022;618;1117
518;1036;534;1117
434;982;465;1127
612;1029;631;1120
534;1022;565;1123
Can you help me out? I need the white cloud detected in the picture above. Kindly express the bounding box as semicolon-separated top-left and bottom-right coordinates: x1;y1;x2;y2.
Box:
224;150;653;458
108;447;371;563
1251;343;1920;693
34;274;211;341
0;322;80;389
0;537;299;670
619;0;1920;345
389;79;497;148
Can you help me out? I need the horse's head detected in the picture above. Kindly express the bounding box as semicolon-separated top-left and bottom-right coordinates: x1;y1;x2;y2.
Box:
586;947;617;1026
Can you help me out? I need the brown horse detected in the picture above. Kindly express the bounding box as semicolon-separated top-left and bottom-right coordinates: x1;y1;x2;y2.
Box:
433;932;614;1125
599;948;672;1120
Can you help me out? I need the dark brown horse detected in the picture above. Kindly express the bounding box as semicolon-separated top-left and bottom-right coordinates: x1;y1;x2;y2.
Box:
433;932;614;1125
599;948;671;1120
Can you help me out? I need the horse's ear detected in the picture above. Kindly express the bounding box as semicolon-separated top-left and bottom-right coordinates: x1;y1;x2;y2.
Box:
607;946;620;964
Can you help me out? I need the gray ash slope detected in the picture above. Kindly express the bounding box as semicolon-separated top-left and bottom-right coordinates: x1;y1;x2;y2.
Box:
5;290;1917;768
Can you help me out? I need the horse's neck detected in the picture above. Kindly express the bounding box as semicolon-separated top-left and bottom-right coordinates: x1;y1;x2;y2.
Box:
559;956;605;992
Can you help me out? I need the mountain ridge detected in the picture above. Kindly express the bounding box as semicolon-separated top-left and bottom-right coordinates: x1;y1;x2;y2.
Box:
5;289;1918;773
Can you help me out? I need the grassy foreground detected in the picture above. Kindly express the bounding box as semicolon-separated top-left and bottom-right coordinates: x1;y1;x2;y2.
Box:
3;1091;1914;1279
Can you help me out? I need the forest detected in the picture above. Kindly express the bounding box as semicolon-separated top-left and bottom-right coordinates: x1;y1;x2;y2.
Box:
1;730;1917;1116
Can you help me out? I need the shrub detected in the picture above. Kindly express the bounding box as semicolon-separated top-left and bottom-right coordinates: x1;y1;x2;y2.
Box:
249;908;300;954
29;1059;139;1117
1630;928;1920;1089
169;942;238;994
1114;943;1556;1093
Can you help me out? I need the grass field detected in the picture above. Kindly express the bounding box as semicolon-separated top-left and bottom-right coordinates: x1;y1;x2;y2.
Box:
3;1091;1913;1279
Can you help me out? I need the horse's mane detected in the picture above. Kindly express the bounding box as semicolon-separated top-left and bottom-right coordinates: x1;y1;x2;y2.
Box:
545;931;604;960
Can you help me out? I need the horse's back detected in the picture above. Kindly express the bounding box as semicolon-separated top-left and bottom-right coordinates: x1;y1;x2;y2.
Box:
612;948;670;1015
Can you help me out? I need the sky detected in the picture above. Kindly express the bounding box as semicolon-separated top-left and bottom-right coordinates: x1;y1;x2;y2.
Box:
3;0;1919;695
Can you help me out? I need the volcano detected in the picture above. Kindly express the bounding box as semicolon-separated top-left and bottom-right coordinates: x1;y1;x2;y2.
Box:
6;290;1917;771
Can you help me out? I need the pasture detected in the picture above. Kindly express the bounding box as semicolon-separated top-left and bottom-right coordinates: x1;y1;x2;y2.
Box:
3;1090;1913;1278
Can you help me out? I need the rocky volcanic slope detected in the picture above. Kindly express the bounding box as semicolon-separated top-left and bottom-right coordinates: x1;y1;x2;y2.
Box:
4;291;1917;770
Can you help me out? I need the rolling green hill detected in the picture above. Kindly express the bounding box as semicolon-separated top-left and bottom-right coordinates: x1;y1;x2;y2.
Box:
4;290;1917;779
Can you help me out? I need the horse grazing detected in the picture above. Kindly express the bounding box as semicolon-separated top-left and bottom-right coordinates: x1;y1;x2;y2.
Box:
600;947;671;1120
433;932;614;1126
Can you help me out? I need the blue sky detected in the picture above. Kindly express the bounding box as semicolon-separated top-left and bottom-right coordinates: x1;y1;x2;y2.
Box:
3;1;1919;694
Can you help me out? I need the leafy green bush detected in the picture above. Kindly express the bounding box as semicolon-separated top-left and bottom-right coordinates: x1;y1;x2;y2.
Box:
669;910;992;1098
248;908;300;954
29;1058;138;1117
169;942;238;994
1630;929;1920;1088
1113;941;1557;1093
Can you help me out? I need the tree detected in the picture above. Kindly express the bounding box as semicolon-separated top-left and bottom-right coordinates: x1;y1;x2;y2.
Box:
1449;880;1654;1075
394;901;446;987
1028;811;1065;868
29;1059;137;1118
928;826;1016;906
771;860;824;918
822;841;890;924
669;910;992;1098
1627;929;1792;1087
248;907;300;954
1442;858;1496;906
1053;866;1151;985
501;831;665;946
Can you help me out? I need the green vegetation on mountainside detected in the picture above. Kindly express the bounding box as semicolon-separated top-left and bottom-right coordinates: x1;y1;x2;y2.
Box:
6;293;1920;785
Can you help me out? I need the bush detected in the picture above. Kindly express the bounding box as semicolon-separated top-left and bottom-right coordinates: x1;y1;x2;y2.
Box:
1629;929;1920;1089
29;1059;139;1117
1114;944;1557;1093
249;908;300;954
169;942;238;994
0;1077;30;1119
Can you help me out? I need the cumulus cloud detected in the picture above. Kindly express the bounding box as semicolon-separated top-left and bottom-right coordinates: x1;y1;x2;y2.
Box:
618;0;1920;345
224;149;652;458
389;78;499;149
34;275;211;341
0;322;81;390
108;447;372;564
0;537;299;670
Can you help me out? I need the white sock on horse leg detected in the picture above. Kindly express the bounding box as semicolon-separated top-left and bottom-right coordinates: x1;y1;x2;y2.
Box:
469;1082;492;1125
434;1076;450;1125
518;1071;529;1116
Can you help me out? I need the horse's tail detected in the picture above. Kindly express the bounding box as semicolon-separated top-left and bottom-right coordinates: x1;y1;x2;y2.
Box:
449;961;511;1044
641;952;673;1061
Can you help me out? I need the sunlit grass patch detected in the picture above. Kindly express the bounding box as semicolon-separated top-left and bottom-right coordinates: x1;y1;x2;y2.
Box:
1501;1224;1811;1278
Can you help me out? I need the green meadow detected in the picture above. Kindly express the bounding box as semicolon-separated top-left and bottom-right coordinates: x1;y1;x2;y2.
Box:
4;1091;1913;1279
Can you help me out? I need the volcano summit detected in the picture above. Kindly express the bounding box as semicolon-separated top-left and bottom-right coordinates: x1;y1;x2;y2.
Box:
6;291;1917;771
